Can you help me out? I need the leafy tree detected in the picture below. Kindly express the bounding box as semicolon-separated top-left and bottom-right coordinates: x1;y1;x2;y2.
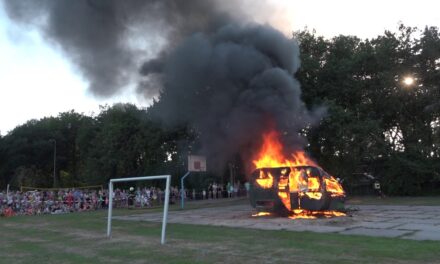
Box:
297;25;440;195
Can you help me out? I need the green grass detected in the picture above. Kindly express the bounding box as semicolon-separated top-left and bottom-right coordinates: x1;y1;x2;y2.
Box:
1;205;440;264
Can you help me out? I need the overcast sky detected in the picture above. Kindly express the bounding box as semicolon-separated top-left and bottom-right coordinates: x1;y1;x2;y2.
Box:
0;0;438;135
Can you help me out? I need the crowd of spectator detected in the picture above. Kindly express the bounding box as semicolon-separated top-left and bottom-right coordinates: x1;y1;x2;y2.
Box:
0;181;248;217
0;188;108;217
181;181;248;200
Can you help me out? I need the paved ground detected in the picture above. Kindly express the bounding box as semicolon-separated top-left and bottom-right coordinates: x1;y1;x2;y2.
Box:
114;202;440;241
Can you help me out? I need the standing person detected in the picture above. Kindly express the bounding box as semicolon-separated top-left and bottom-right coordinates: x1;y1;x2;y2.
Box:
98;191;104;209
152;188;158;206
228;182;234;198
104;192;108;209
217;185;222;199
213;182;218;199
158;188;163;204
373;180;385;198
91;191;98;210
170;187;175;204
208;184;213;199
7;192;13;209
140;192;145;208
244;181;250;197
66;191;74;211
146;188;151;202
128;187;135;208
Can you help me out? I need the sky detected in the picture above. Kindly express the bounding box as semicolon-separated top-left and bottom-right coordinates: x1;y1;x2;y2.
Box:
0;0;439;135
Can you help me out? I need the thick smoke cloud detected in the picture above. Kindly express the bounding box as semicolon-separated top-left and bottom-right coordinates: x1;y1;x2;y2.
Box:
3;0;324;171
150;24;324;171
3;0;232;97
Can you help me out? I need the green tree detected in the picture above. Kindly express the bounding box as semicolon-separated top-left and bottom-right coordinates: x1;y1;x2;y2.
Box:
297;25;440;195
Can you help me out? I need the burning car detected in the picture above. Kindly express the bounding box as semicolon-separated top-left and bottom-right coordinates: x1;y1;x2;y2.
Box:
249;165;345;216
249;131;346;218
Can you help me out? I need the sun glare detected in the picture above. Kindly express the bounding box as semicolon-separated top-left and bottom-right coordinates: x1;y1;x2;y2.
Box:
403;76;415;86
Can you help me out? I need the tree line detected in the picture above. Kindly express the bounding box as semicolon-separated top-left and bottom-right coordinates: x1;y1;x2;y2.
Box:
297;25;440;195
0;105;195;190
1;25;439;195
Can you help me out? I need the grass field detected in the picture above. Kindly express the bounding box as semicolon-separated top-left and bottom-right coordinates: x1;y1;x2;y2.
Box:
1;197;440;264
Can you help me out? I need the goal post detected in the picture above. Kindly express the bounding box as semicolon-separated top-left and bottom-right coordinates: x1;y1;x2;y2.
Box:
106;175;171;245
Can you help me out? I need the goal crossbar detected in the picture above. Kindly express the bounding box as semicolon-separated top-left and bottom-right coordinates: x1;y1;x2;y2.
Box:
106;175;171;245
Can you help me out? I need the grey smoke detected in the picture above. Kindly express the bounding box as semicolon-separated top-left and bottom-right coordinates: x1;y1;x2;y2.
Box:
3;0;324;171
3;0;232;97
150;24;325;171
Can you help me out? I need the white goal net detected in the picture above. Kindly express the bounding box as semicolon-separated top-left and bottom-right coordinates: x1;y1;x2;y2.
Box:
106;175;171;244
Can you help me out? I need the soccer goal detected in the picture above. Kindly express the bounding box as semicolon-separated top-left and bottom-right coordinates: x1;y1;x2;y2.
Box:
106;175;171;245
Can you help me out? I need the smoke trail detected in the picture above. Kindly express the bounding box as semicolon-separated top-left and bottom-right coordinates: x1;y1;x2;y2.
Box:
148;23;325;171
3;0;235;96
4;0;323;171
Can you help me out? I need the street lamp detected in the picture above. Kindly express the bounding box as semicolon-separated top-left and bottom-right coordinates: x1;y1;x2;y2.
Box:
49;139;56;187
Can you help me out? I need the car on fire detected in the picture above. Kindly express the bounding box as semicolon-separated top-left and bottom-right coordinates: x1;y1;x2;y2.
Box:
249;165;345;215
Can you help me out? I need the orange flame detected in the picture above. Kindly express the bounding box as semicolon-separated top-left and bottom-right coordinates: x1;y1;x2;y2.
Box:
278;176;291;211
255;171;274;189
252;212;272;217
289;209;346;219
253;130;345;217
253;131;316;168
324;177;345;196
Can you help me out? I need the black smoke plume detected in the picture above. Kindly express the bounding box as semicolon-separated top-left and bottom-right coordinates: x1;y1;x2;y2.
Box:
3;0;232;96
149;24;325;172
3;0;324;171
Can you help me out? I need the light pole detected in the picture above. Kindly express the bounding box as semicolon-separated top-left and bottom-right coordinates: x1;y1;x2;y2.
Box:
49;139;57;187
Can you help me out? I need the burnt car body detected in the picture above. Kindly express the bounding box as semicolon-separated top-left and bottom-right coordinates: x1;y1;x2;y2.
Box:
249;166;345;214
